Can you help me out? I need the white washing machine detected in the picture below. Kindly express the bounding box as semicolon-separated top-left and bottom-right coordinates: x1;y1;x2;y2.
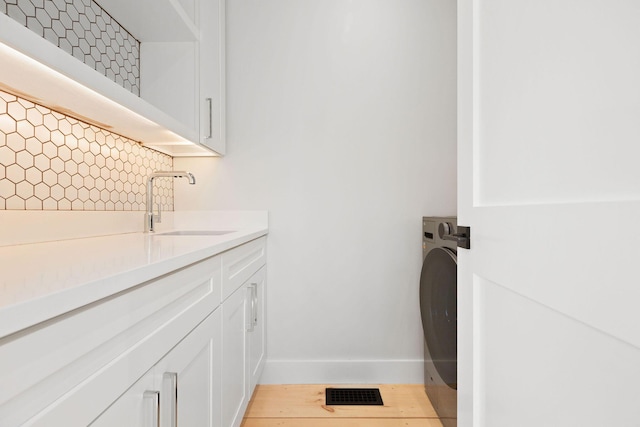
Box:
420;216;457;427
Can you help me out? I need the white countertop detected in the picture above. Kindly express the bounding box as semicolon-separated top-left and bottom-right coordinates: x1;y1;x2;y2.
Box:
0;213;267;338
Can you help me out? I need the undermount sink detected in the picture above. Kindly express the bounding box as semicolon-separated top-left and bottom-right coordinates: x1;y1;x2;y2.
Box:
157;230;235;236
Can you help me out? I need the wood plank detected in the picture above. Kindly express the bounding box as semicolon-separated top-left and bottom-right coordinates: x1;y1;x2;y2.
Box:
244;384;439;419
241;418;444;427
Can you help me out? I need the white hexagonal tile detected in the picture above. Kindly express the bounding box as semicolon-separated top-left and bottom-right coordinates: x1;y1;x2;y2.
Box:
43;113;58;131
50;130;65;146
95;154;106;168
83;200;95;209
42;169;57;186
58;145;71;161
25;196;43;209
6;195;25;210
34;182;50;200
71;174;84;189
34;154;50;172
58;199;71;210
16;150;34;168
77;163;89;177
7;132;26;151
42;141;57;158
25;167;42;185
26;137;43;155
71;123;84;139
58;171;72;188
105;156;115;170
89;164;100;179
89;141;100;155
16;120;35;138
83;151;95;166
100;188;109;202
71;148;83;164
7;101;26;121
65;186;78;200
6;164;25;184
16;181;34;199
78;187;90;202
89;187;100;202
34;125;51;142
83;175;95;188
0;179;16;198
50;157;65;173
65;134;78;150
65;159;78;175
0;146;16;164
50;184;64;201
105;179;114;191
58;118;72;135
73;138;90;153
26;106;44;126
95;177;105;190
100;167;110;180
43;197;58;210
0;115;17;134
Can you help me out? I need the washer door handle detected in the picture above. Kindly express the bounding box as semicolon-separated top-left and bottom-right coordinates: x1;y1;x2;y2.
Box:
439;223;471;249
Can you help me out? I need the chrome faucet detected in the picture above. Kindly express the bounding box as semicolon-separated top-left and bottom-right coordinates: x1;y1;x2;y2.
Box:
144;171;196;233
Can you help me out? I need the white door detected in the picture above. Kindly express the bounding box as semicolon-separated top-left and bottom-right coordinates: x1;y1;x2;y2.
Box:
458;1;640;426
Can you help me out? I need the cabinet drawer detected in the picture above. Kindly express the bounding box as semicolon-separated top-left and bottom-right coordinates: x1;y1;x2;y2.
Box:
0;255;222;427
221;237;266;300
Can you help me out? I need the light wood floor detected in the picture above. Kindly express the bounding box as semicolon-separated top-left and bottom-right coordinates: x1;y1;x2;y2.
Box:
241;384;443;427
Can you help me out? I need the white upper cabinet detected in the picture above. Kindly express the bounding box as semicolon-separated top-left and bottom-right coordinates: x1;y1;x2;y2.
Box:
0;0;225;157
198;0;226;154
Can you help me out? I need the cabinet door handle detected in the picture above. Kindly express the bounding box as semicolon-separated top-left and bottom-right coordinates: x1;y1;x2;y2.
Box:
205;97;213;139
163;372;178;427
247;284;257;332
251;283;258;327
143;390;160;427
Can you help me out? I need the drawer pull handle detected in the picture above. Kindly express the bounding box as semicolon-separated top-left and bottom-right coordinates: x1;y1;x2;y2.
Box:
163;372;178;427
143;390;160;427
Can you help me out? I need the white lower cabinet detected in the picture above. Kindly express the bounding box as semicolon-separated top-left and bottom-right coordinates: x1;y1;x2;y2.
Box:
0;236;267;427
91;310;222;427
247;266;266;394
221;283;249;427
221;266;266;427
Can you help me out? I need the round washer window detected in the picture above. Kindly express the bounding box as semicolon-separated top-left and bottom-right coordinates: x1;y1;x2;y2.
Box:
420;247;457;389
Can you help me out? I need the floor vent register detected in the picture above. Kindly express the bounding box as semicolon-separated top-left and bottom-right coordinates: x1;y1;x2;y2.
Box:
325;388;384;406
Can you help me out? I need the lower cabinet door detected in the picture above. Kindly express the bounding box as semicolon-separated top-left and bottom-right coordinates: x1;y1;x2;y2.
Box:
247;266;266;395
221;285;248;427
90;310;222;427
155;310;222;427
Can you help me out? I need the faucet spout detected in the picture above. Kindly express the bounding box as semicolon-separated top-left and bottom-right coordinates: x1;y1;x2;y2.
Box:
144;171;196;233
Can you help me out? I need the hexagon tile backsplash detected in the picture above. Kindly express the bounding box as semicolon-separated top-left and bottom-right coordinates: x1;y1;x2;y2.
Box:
0;89;174;211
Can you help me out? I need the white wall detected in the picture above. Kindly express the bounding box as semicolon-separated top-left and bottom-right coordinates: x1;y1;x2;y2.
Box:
175;0;456;383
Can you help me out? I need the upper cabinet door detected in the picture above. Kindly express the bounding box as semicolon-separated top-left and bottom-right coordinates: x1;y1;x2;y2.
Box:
198;0;226;155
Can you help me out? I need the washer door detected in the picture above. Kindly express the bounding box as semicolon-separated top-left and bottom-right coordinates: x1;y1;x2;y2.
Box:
420;247;457;389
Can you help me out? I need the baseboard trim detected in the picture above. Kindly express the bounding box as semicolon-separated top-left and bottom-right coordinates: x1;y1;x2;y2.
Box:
259;359;424;385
